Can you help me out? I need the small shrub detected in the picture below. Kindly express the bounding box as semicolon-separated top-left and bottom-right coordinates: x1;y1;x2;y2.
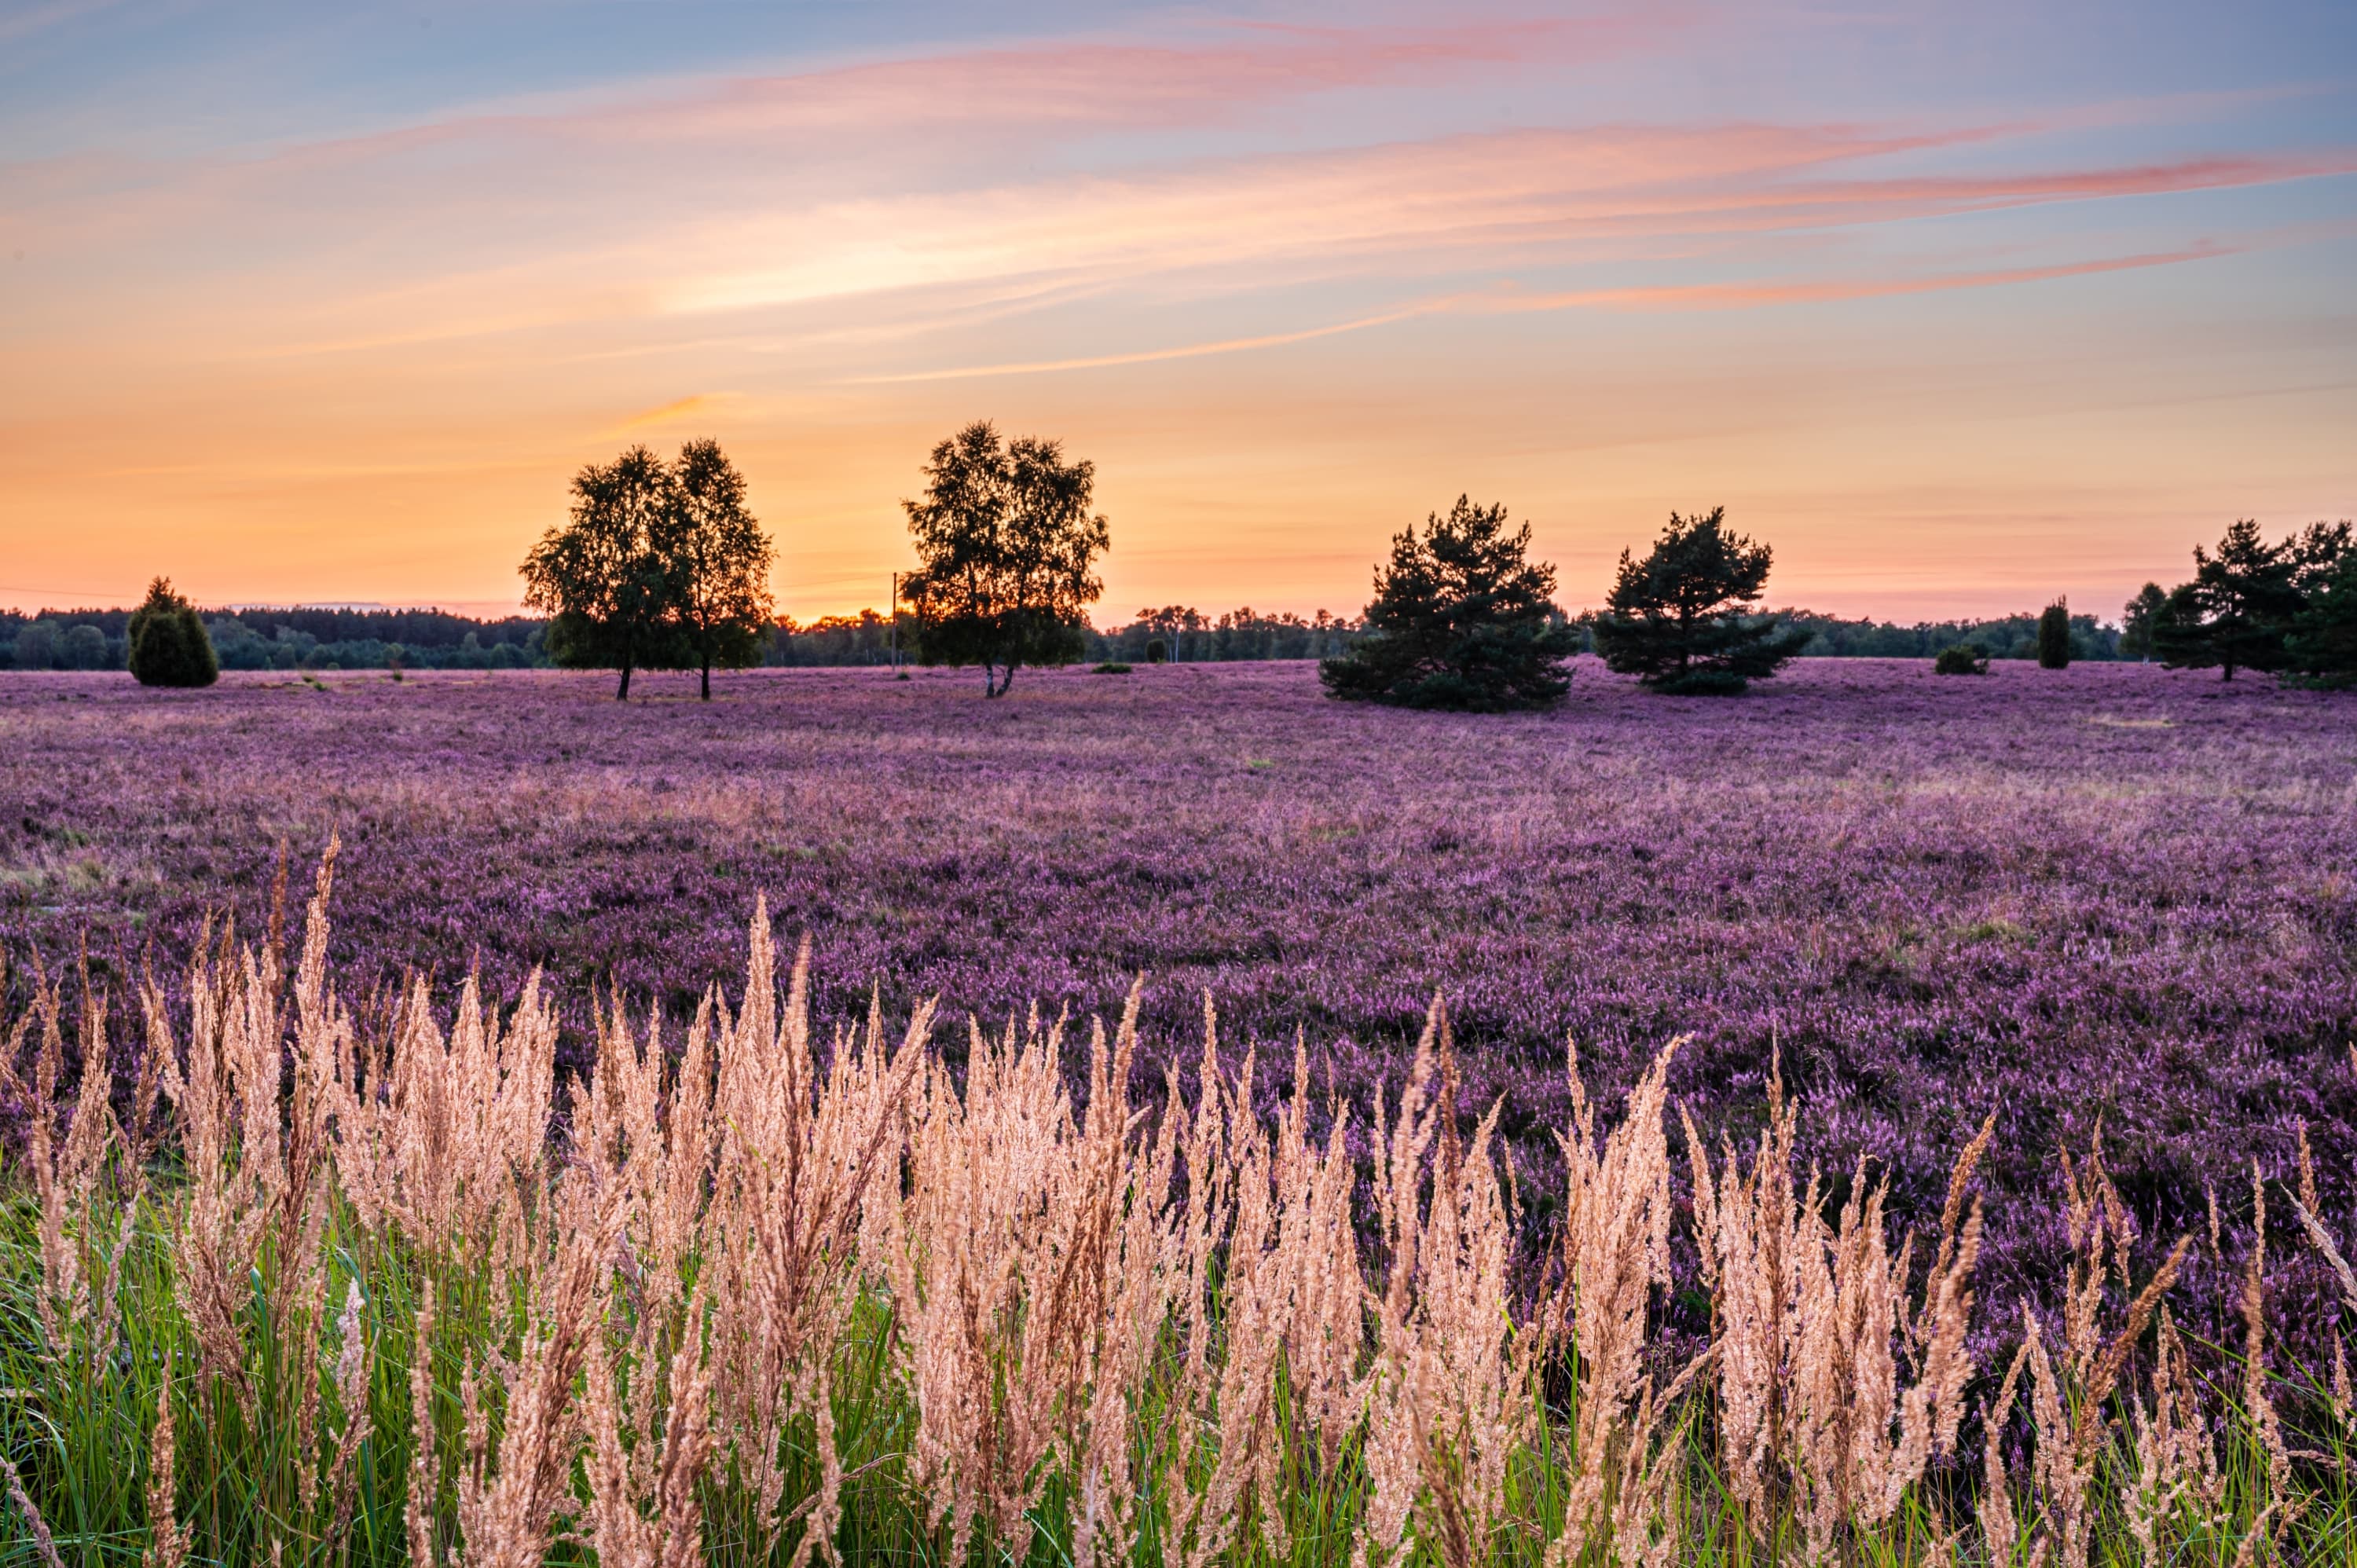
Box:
1092;661;1133;674
1934;643;1989;676
127;577;219;688
1144;637;1169;664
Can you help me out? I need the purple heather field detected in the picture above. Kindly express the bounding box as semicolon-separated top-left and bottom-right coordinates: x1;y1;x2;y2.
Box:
3;658;2354;1357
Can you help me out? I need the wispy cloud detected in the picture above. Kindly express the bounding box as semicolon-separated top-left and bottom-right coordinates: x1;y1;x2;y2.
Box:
852;244;2238;380
5;5;2350;620
664;132;2346;320
618;394;719;430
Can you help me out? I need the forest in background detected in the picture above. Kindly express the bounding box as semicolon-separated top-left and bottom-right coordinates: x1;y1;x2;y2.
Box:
0;602;2131;671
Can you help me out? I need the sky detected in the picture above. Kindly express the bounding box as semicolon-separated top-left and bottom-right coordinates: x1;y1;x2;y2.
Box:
2;1;2353;624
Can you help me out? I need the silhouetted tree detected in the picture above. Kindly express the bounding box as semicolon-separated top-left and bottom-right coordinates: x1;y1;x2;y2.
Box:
2119;583;2167;660
665;438;774;701
2036;600;2072;669
1591;507;1809;694
2287;546;2357;688
2153;519;2303;680
521;445;685;700
127;578;219;687
901;422;1108;697
1319;496;1574;710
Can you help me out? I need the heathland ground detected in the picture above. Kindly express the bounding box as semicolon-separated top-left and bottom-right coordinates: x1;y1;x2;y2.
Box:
3;658;2351;1357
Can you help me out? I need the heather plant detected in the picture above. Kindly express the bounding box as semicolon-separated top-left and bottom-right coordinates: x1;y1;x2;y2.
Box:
5;661;2354;1374
1;870;2351;1567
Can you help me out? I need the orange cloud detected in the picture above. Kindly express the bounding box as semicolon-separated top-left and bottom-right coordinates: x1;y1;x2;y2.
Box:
618;394;717;430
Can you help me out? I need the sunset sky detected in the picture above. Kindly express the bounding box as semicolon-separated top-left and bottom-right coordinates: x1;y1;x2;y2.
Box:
2;1;2352;624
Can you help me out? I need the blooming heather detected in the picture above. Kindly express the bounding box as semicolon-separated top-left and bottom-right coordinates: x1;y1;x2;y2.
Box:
1;658;2352;1357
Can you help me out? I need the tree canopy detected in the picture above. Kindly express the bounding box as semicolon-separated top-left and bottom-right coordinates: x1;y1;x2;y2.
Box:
520;442;773;701
127;577;218;688
1590;507;1808;694
666;439;775;700
901;422;1109;697
2287;545;2357;688
2150;518;2341;680
1318;496;1575;710
2118;583;2168;661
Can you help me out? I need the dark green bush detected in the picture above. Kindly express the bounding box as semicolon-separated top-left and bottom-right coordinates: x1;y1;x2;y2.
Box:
1934;643;1989;675
2036;600;2072;669
1144;638;1169;663
127;578;219;688
1092;661;1133;674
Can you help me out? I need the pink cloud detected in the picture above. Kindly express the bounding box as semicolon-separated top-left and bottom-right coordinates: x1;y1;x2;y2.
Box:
852;244;2238;381
660;128;2343;318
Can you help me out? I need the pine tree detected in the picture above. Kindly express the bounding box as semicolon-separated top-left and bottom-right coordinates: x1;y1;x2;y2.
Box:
127;578;219;687
1319;496;1575;710
2286;529;2357;687
2154;519;2303;680
1591;507;1809;694
2036;600;2072;669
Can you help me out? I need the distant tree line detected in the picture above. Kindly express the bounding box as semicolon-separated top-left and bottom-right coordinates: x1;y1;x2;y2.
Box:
763;606;1366;668
1088;606;1364;664
1778;608;2124;661
0;604;548;671
208;613;548;671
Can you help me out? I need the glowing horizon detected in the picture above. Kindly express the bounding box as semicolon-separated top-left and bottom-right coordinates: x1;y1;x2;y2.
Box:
2;2;2352;625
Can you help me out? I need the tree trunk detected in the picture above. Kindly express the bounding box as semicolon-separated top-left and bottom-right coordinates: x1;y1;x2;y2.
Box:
616;662;632;702
999;661;1017;695
700;657;711;702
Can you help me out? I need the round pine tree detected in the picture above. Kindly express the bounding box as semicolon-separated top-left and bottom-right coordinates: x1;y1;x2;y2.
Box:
2036;599;2072;669
127;578;220;687
1319;496;1576;710
1591;507;1810;694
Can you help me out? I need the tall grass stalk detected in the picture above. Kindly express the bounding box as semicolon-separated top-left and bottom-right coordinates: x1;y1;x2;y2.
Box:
0;865;2348;1566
